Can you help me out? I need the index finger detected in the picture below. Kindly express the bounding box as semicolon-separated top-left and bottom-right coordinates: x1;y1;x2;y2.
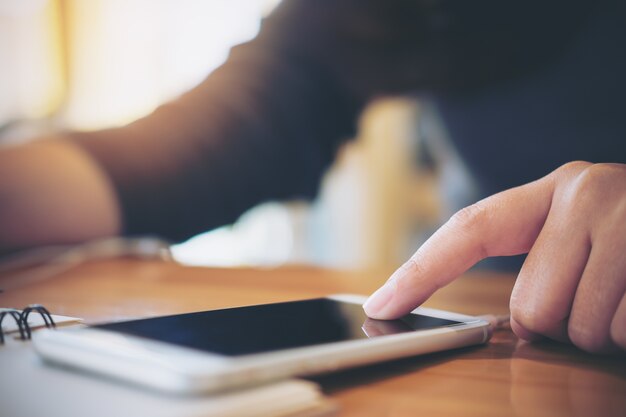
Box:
363;174;555;319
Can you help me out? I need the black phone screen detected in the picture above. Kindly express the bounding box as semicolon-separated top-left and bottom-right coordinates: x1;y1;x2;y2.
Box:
93;298;462;356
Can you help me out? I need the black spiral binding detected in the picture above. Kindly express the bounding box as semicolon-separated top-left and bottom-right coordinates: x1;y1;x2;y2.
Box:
0;304;56;344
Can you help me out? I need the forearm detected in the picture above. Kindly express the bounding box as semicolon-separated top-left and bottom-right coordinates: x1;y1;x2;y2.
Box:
2;0;590;249
0;139;121;254
68;5;365;242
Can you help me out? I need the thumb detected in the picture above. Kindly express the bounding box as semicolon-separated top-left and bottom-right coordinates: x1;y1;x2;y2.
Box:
363;174;556;319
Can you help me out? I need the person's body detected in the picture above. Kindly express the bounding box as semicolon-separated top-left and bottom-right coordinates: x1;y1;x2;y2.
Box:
1;0;624;352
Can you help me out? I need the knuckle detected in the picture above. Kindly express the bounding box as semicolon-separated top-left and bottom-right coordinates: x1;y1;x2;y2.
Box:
508;289;524;321
576;163;609;186
509;291;562;338
396;256;437;291
449;202;489;233
568;163;621;196
446;202;491;259
610;318;626;350
509;316;536;341
558;163;608;210
509;301;528;332
568;320;607;353
554;160;592;179
397;257;421;283
555;162;626;224
509;282;541;334
509;299;544;335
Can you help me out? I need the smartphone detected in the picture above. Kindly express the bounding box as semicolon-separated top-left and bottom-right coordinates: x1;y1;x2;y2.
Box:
32;294;490;393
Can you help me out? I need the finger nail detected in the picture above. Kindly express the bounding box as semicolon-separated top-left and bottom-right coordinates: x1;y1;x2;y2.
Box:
363;279;397;318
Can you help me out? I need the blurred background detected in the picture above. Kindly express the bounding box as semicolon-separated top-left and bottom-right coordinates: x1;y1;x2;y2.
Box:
0;0;476;275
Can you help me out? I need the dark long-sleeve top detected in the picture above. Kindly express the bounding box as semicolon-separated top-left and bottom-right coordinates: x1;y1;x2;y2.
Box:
70;0;626;242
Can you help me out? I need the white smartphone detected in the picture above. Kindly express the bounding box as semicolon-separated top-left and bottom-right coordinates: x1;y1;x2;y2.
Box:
33;294;491;394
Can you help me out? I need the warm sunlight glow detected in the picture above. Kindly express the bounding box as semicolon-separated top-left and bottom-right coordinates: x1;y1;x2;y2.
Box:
63;0;279;129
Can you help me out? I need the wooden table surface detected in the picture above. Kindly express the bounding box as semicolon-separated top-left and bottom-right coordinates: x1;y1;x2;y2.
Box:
1;259;624;417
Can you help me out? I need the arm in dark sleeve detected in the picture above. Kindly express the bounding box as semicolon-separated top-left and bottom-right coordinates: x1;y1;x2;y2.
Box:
68;0;592;242
69;2;365;242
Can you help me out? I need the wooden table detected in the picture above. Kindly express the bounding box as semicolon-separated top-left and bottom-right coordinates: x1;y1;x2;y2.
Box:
1;259;624;417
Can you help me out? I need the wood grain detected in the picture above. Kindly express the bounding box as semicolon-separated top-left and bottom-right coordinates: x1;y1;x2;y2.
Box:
1;259;624;417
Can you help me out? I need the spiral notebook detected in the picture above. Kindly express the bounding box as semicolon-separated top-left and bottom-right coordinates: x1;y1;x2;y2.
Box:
0;304;82;340
0;305;336;417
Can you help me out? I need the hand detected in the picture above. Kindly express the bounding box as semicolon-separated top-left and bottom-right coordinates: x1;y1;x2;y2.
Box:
363;161;626;353
0;140;120;254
